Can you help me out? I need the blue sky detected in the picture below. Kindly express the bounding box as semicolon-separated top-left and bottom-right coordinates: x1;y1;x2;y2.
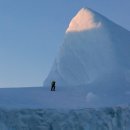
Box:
0;0;130;87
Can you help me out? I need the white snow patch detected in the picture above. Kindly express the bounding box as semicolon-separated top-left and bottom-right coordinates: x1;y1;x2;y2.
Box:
86;92;97;102
66;8;101;33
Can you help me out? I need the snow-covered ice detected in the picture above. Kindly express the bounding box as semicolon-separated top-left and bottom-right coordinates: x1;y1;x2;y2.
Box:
0;106;130;130
0;7;130;130
44;8;130;87
0;85;129;109
43;7;130;109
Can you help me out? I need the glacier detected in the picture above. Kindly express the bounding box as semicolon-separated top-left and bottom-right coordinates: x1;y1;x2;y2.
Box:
43;7;130;108
0;106;130;130
0;86;129;109
44;8;130;87
0;7;130;130
0;84;129;129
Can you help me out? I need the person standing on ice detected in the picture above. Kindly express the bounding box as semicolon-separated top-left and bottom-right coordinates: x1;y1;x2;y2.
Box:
51;80;56;91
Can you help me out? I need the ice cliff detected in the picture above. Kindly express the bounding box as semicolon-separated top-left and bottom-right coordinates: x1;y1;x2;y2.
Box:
0;106;130;130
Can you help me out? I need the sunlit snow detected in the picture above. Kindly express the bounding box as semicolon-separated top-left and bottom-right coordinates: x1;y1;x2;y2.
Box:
66;8;101;33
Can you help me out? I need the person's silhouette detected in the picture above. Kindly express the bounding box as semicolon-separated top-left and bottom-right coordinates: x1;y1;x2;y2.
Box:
51;81;56;91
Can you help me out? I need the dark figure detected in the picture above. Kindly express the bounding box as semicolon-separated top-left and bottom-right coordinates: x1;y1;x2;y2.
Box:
51;81;56;91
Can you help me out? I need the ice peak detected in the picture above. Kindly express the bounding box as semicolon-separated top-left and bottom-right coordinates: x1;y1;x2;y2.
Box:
66;8;101;33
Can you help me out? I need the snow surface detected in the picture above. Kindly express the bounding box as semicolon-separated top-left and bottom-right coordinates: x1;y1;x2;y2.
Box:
0;7;130;130
66;8;101;32
0;85;129;109
44;7;130;87
0;106;130;130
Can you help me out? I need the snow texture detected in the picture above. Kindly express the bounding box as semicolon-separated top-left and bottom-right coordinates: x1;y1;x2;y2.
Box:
44;7;130;87
0;7;130;130
0;106;130;130
0;85;129;109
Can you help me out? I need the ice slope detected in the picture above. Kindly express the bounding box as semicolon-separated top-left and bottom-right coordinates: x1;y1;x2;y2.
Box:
0;106;130;130
44;8;130;87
